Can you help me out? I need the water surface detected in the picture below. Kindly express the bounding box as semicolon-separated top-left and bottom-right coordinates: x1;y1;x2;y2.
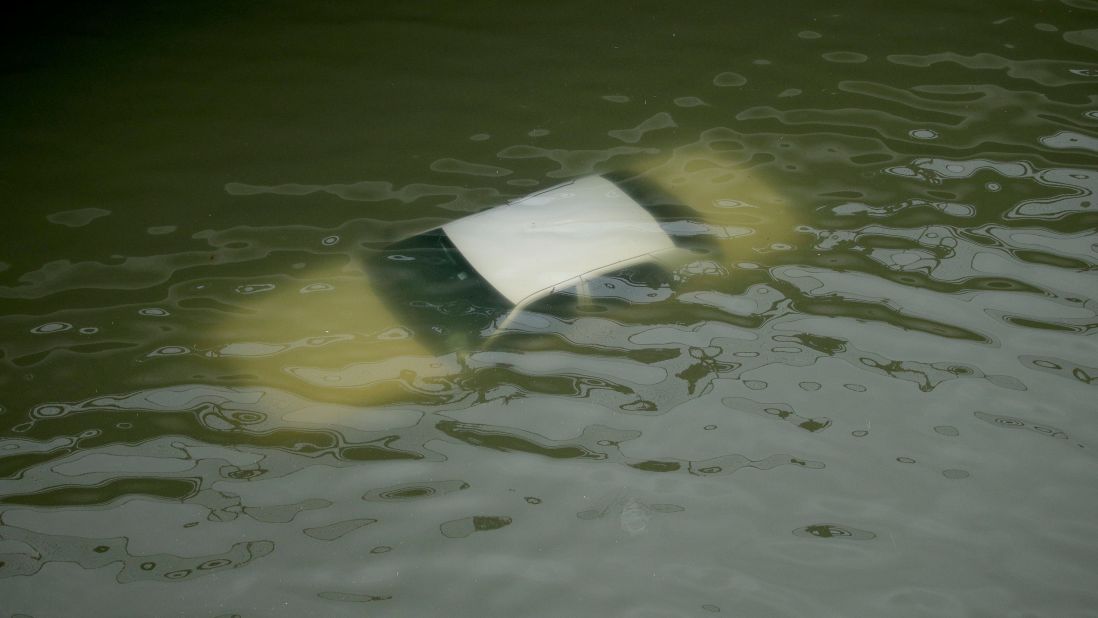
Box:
2;1;1097;616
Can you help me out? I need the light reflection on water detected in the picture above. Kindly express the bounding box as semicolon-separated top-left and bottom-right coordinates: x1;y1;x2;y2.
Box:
2;1;1098;616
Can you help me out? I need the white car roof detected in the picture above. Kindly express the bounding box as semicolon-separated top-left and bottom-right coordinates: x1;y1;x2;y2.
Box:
442;175;676;305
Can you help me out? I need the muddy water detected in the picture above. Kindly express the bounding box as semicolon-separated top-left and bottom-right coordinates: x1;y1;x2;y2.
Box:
2;1;1097;616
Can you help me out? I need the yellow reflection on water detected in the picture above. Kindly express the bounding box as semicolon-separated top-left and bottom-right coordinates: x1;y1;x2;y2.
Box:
631;139;800;263
201;264;452;408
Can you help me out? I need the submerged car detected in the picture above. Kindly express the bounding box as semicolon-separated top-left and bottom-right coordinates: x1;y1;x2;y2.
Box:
204;168;796;409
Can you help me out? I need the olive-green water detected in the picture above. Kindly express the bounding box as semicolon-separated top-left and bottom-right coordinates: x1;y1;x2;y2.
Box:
2;1;1097;616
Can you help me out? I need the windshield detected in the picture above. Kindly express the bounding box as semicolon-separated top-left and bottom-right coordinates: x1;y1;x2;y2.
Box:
363;229;514;353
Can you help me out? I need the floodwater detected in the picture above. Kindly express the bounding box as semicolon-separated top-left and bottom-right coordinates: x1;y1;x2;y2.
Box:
2;1;1097;616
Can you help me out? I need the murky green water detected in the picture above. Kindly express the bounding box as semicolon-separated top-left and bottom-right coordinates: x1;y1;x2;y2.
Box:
3;1;1097;616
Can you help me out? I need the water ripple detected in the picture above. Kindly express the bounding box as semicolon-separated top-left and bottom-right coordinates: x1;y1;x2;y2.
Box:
3;3;1097;614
